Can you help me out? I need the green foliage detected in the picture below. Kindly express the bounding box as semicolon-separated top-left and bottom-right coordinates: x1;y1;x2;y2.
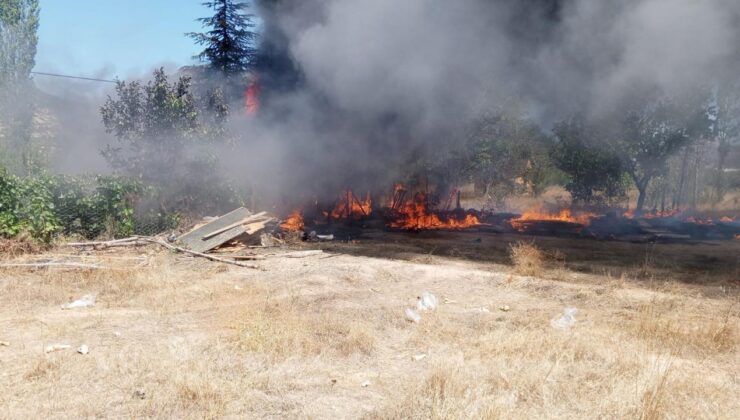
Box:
0;170;177;241
552;117;628;206
100;67;242;216
459;111;560;205
187;0;257;75
609;93;711;211
0;169;60;241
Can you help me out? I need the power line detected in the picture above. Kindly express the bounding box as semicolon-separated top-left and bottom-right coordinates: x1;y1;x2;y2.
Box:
30;71;118;84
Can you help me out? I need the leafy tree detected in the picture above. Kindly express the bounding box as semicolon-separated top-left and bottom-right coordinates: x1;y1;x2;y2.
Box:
101;68;199;182
709;82;740;205
187;0;257;76
552;117;627;206
0;0;39;174
461;111;557;207
609;96;710;212
100;68;239;215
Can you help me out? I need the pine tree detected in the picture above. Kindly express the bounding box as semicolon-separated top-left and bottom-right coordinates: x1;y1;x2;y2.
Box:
187;1;257;75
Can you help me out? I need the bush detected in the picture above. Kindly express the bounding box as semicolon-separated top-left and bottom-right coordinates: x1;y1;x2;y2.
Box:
509;241;544;277
0;170;178;242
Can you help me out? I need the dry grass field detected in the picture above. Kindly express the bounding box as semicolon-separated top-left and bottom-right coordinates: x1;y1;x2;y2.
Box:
0;232;738;419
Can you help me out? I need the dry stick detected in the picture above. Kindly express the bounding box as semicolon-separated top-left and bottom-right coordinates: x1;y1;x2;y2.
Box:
64;237;143;248
141;238;260;269
0;262;104;269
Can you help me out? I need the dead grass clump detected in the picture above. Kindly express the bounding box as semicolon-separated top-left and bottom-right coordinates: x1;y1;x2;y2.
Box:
633;303;738;355
636;356;674;420
370;367;497;419
509;241;544;277
230;299;375;360
176;379;226;417
0;234;44;259
24;358;61;381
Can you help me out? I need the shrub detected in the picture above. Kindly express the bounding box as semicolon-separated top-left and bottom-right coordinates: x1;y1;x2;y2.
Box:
509;241;544;277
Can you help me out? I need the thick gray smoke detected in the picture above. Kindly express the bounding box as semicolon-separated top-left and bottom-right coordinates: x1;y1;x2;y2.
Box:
227;0;740;204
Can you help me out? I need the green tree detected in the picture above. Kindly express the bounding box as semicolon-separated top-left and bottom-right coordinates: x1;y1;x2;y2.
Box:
609;96;710;212
187;0;257;76
100;68;237;215
0;0;39;174
552;117;627;206
461;111;557;206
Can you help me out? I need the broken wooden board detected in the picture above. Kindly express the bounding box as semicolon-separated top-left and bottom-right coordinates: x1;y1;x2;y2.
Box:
177;208;253;253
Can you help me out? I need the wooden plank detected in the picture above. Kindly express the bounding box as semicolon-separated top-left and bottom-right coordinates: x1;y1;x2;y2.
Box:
201;212;269;240
177;207;252;253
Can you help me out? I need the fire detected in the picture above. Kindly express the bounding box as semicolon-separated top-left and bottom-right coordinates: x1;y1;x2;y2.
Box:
280;210;305;231
623;209;680;219
327;190;372;219
245;77;260;115
511;208;596;231
388;192;481;230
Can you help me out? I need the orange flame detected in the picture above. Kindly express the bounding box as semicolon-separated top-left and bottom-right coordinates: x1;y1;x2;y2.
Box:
623;209;680;219
245;79;260;115
511;208;596;231
389;192;481;230
280;210;305;231
329;190;372;219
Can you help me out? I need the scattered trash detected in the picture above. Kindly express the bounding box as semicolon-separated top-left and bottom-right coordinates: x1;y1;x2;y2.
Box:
417;292;438;311
361;380;371;387
405;308;421;323
0;341;9;346
317;234;334;241
551;307;578;329
133;389;146;400
473;307;491;313
61;293;96;310
45;344;71;353
499;305;511;312
413;354;427;361
443;297;457;304
77;344;89;355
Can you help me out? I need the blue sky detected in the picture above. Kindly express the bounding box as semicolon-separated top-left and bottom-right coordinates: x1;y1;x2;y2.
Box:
35;0;216;79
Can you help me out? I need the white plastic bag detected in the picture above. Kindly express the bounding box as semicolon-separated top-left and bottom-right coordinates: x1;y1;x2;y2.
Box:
551;307;578;329
61;294;96;310
416;292;438;311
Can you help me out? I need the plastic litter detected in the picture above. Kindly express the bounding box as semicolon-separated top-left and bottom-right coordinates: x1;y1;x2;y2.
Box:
77;344;89;355
499;305;511;312
416;292;438;311
61;294;96;310
405;308;421;323
45;344;71;353
551;307;578;329
413;354;427;361
361;380;371;387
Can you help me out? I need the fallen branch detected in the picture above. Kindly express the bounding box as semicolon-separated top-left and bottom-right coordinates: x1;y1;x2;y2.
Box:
141;237;260;269
269;250;324;259
64;237;148;249
0;262;104;269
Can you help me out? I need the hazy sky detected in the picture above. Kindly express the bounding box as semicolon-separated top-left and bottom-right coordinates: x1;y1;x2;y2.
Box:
34;0;214;80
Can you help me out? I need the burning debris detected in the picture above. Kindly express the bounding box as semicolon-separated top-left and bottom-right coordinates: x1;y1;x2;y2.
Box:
510;208;597;233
